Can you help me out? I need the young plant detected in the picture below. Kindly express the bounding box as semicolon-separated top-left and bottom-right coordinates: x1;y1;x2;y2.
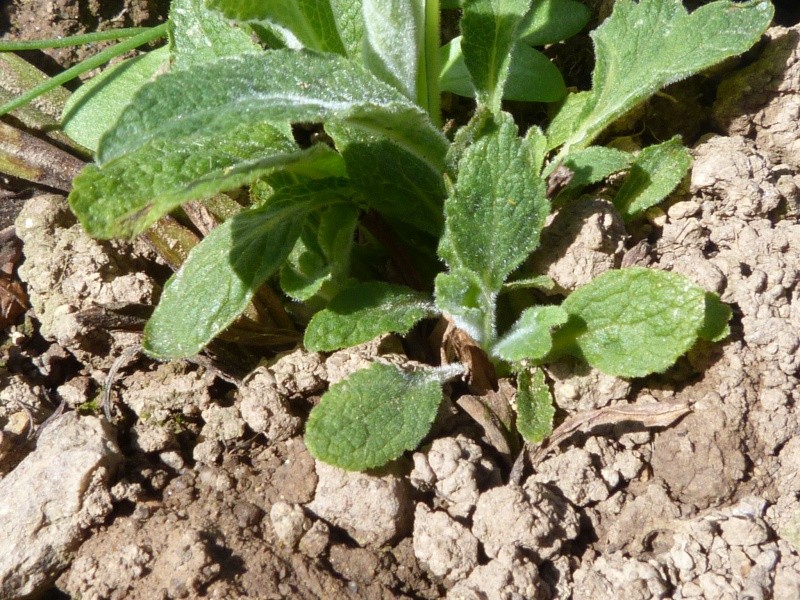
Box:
1;0;773;471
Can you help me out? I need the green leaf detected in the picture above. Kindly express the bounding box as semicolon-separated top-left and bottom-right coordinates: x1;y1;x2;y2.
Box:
434;269;495;346
69;124;336;238
559;146;632;189
331;0;365;56
439;112;549;290
327;122;446;236
97;51;446;170
613;135;692;221
61;47;169;152
460;0;531;111
206;0;347;54
440;37;565;103
304;282;436;352
556;267;710;377
70;50;446;238
492;305;568;362
516;367;554;443
305;363;463;470
169;0;259;69
518;0;590;46
549;0;774;152
280;205;360;302
699;292;732;343
362;0;421;101
143;182;348;359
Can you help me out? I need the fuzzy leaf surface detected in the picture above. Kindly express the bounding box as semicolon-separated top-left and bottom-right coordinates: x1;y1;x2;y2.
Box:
440;112;548;290
327;122;446;235
460;0;530;111
613;135;692;220
280;205;359;302
331;0;365;56
61;47;169;152
559;146;632;190
492;305;568;362
97;51;446;167
170;0;259;69
518;0;590;46
304;282;436;352
362;0;420;100
206;0;346;54
440;37;565;102
71;51;446;238
516;367;554;443
548;0;773;151
143;182;347;359
434;269;494;345
305;363;458;470
69;124;337;238
556;267;709;377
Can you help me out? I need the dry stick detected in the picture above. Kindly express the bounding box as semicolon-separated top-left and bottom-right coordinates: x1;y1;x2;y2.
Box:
510;401;692;485
103;344;142;421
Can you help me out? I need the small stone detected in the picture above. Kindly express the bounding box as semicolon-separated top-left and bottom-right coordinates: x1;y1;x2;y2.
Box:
298;520;330;558
270;502;309;549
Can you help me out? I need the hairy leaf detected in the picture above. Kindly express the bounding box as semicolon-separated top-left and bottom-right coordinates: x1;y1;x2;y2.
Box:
440;112;549;290
70;124;340;238
434;269;495;346
556;267;710;377
97;51;446;168
516;367;554;443
206;0;346;54
548;0;773;152
362;0;421;101
170;0;259;69
70;51;446;238
327;122;446;236
331;0;365;56
304;282;436;351
460;0;531;111
143;181;349;359
518;0;590;46
61;47;169;152
440;37;565;102
492;305;568;362
613;135;692;220
280;205;359;302
559;146;632;190
306;363;462;470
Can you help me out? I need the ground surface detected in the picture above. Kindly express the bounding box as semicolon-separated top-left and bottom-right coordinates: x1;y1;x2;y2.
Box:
1;2;800;599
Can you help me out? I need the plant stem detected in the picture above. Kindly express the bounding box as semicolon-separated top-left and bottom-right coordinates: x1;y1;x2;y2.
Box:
420;0;441;127
0;27;153;51
0;23;168;118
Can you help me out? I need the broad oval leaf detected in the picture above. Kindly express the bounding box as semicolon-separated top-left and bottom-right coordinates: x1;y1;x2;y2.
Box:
97;50;446;167
440;38;565;103
143;179;349;359
305;362;461;470
61;47;169;152
304;281;436;352
548;0;774;152
362;0;421;101
518;0;590;46
439;112;549;290
434;269;494;346
460;0;530;111
613;135;692;221
170;0;259;70
556;267;709;377
492;305;568;362
206;0;346;54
